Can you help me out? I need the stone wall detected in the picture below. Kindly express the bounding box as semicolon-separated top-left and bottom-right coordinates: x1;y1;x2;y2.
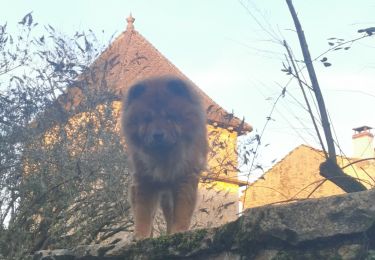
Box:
33;189;375;259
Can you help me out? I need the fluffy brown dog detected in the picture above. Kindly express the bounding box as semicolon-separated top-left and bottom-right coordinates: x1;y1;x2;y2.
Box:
121;76;208;239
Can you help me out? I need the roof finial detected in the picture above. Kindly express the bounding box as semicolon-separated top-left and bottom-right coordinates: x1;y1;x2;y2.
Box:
126;13;135;31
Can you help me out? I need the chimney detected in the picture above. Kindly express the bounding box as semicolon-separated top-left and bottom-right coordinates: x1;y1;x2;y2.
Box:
352;126;374;158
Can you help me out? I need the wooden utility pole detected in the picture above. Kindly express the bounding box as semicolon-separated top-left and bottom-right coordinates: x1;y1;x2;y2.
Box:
285;0;366;192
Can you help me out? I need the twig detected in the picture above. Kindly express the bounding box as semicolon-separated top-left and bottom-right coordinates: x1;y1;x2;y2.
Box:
241;90;285;206
342;157;375;170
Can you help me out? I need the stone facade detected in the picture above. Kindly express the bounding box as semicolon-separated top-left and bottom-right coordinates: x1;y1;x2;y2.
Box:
243;144;375;208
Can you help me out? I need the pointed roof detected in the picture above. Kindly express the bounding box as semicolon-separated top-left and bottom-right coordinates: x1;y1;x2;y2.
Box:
87;15;252;134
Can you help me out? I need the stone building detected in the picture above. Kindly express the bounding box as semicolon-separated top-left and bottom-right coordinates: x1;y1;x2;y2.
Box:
243;126;375;208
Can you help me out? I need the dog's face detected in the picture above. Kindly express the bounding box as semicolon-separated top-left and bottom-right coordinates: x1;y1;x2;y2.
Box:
128;100;182;152
122;77;204;155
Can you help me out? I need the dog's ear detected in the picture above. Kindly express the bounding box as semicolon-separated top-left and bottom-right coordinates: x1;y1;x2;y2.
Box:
127;83;146;104
167;79;192;100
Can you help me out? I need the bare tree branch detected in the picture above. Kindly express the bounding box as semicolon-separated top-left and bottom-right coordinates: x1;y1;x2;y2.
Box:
285;0;366;193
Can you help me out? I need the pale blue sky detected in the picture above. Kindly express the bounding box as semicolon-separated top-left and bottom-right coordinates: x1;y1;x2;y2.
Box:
2;1;375;175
